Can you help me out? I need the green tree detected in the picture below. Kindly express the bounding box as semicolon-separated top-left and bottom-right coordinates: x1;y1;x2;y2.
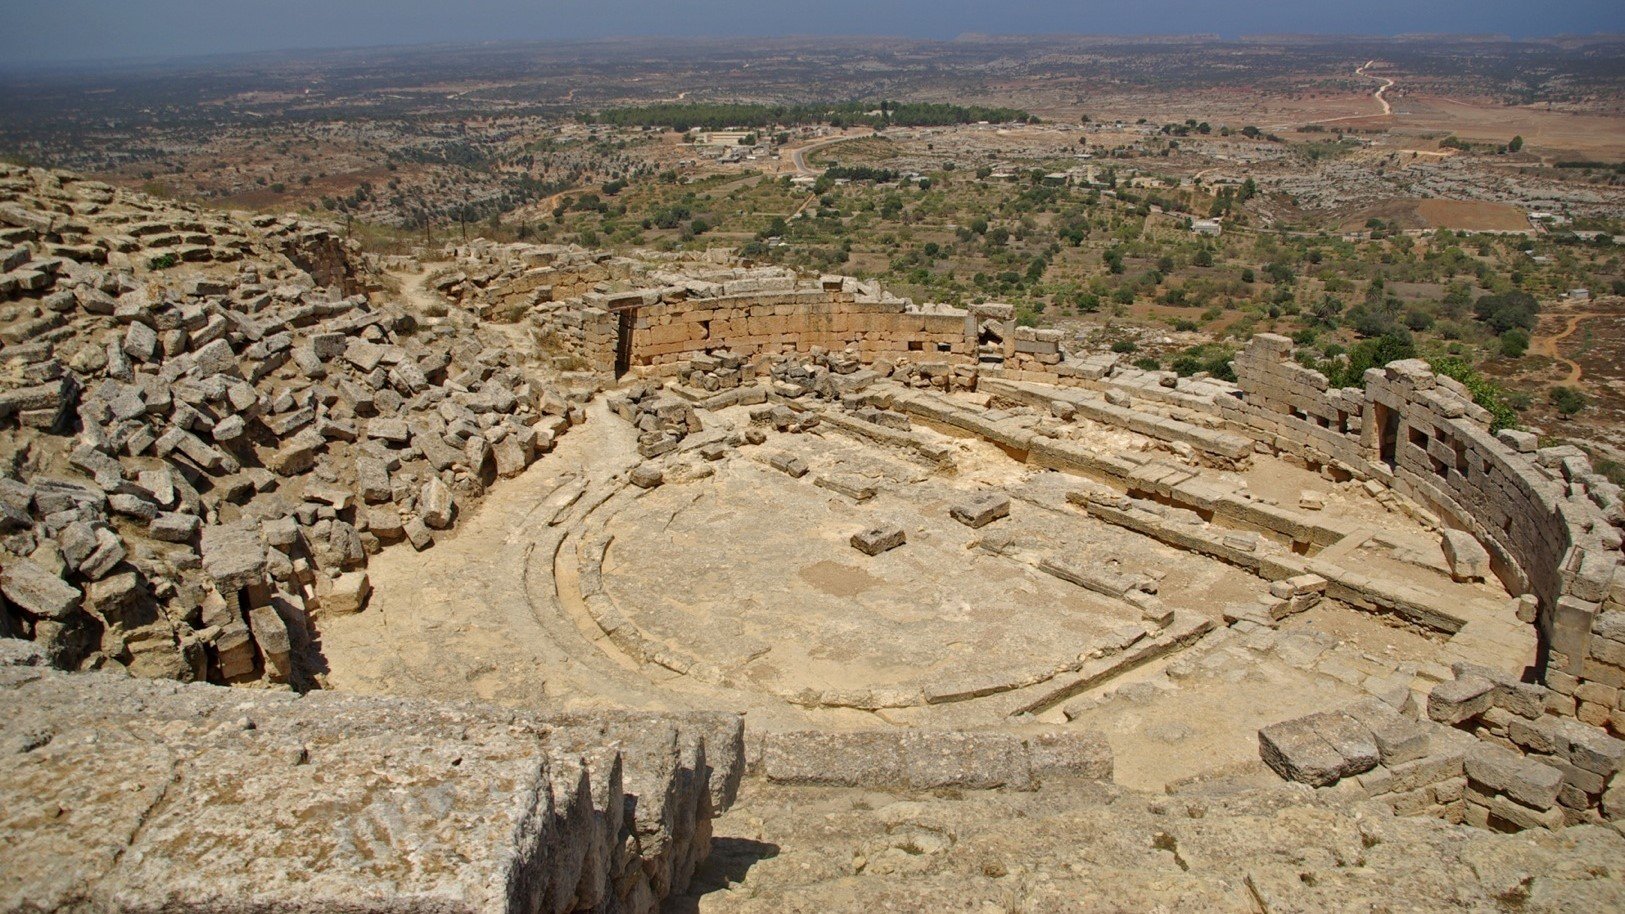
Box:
1499;328;1530;358
1329;331;1415;388
1508;135;1524;153
1551;386;1587;416
1474;291;1540;334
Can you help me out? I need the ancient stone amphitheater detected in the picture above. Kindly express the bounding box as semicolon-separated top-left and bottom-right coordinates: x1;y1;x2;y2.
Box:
1;164;1622;911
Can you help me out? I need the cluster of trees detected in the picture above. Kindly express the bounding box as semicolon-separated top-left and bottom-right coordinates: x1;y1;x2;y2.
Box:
1554;160;1625;173
822;165;900;183
588;101;1032;132
1440;134;1527;155
391;141;489;168
1472;290;1540;357
1169;344;1237;381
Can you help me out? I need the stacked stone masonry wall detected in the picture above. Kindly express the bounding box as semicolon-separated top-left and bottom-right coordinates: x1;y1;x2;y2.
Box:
1216;335;1624;729
627;294;970;368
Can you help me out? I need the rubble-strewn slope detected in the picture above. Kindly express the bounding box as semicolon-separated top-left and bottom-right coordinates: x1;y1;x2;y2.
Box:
0;164;577;686
682;778;1625;912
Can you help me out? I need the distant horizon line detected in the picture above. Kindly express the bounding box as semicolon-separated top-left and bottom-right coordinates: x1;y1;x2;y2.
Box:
4;29;1622;73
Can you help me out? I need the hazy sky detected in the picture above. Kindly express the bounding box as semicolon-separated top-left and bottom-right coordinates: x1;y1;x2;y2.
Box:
4;0;1622;65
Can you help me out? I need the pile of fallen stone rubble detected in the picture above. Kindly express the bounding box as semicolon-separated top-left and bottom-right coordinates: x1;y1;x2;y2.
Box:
0;165;576;688
764;347;974;399
608;382;702;458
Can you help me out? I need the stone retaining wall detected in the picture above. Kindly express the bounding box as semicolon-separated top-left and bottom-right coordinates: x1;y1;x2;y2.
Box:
1217;335;1624;724
627;293;971;369
747;728;1112;791
533;285;974;378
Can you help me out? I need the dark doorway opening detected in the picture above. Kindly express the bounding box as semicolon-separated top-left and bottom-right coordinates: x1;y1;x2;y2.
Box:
614;308;635;378
1374;403;1399;469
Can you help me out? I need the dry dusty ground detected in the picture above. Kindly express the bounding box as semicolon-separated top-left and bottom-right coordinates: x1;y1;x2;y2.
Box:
1391;95;1625;160
1414;197;1534;232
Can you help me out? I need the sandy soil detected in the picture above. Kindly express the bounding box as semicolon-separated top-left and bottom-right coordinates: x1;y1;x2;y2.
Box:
1393;95;1625;160
1415;197;1533;232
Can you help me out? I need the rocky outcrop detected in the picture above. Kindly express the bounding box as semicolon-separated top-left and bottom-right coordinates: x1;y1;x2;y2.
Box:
679;777;1625;912
0;640;742;913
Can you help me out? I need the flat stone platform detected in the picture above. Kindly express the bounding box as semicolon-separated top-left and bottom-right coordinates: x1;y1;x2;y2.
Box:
602;455;1139;703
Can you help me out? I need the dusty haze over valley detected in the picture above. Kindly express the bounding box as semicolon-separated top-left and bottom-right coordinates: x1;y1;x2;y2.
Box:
1;6;1624;912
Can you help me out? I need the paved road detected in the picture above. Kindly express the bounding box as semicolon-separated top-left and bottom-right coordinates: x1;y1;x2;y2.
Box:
787;132;874;177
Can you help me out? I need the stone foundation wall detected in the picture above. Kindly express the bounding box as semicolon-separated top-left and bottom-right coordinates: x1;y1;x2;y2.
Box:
1258;661;1625;832
1218;335;1624;724
533;300;618;373
747;729;1113;790
627;293;970;369
530;281;974;379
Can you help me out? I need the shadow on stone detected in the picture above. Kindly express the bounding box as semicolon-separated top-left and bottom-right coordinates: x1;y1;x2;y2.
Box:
663;837;781;912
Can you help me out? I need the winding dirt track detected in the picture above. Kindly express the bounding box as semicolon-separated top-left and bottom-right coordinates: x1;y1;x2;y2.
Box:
1533;309;1602;384
1268;60;1394;130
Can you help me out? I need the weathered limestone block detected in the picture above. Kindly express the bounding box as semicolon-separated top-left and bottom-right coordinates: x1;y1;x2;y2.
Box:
814;473;876;502
950;491;1012;528
1024;730;1114;781
214;619;258;681
767;452;808;478
420;476;456;529
1465;744;1564;811
1344;699;1432;766
367;416;411;444
1259;710;1378;787
1260;715;1346;786
322;571;372;616
356;456;392;503
1483;792;1566;831
403;518;435;551
851;524;906;556
367;506;405;541
899;730;1033;790
0;558;81;620
757;728;1111;791
1549;716;1625;779
1441;529;1490;582
248;604;292;681
122;321;159;362
630;464;665;489
0;659;738;914
1428;675;1495;725
1311;709;1381;775
1450;662;1545;720
77;527;126;581
267;435;320;476
493;428;537;477
199;522;266;593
